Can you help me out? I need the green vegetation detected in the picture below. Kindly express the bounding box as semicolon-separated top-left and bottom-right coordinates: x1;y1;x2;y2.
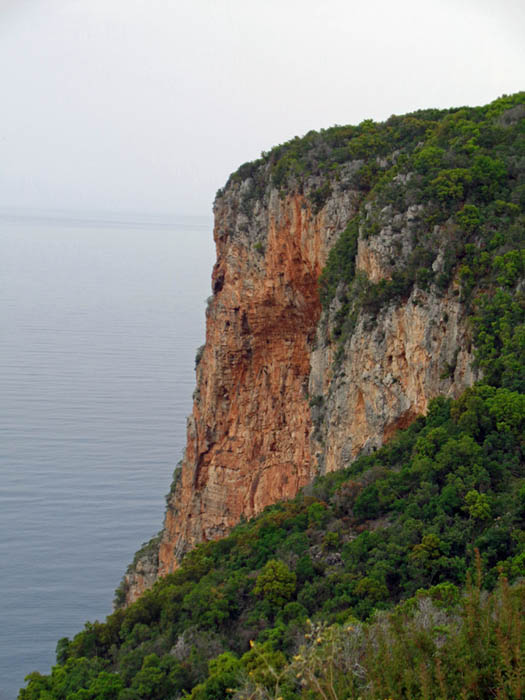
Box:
19;385;525;699
20;93;525;699
316;92;525;356
242;568;523;700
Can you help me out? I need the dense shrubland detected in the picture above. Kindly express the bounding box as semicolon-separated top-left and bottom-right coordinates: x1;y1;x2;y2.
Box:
20;93;524;699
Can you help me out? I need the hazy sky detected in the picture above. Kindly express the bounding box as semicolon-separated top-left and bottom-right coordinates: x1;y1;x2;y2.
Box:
1;0;524;215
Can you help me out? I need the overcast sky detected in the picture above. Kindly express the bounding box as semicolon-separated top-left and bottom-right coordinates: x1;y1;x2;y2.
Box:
1;0;523;216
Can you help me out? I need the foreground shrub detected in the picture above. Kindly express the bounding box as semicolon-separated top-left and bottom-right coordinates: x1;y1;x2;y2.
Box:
239;566;524;699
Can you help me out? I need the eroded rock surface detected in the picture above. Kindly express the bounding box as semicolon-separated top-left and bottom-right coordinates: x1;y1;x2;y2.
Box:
155;174;359;581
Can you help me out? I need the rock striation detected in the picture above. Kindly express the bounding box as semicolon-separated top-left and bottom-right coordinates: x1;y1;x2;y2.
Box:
122;140;481;605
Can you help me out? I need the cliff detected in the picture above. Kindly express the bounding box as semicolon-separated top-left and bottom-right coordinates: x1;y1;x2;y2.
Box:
122;93;524;604
22;93;524;698
123;179;352;602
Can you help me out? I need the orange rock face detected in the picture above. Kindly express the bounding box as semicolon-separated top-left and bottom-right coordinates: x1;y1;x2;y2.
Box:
157;191;344;576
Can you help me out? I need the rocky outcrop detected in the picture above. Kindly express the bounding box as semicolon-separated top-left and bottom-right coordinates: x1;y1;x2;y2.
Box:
310;277;477;474
121;539;159;605
122;159;479;605
309;206;479;473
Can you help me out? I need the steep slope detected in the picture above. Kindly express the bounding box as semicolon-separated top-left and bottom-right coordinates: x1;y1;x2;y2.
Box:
158;187;347;574
123;92;525;603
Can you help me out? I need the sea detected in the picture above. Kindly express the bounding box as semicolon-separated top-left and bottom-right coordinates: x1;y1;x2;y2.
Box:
0;210;215;700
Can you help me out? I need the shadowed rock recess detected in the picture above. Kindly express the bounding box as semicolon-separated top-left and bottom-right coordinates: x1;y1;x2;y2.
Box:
122;93;524;604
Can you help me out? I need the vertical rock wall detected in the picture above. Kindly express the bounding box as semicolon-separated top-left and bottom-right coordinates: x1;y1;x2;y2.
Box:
123;173;358;602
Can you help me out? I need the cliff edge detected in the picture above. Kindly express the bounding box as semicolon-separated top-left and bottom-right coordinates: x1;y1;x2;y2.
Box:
121;93;524;604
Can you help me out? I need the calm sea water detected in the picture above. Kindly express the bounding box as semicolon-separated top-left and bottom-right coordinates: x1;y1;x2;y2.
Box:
0;212;215;699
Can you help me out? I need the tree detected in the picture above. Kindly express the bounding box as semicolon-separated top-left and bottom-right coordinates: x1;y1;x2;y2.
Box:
253;560;296;607
465;490;491;521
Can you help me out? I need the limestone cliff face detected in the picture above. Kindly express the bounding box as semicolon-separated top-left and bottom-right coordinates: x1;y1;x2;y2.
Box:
310;250;478;474
309;198;479;473
123;160;479;604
